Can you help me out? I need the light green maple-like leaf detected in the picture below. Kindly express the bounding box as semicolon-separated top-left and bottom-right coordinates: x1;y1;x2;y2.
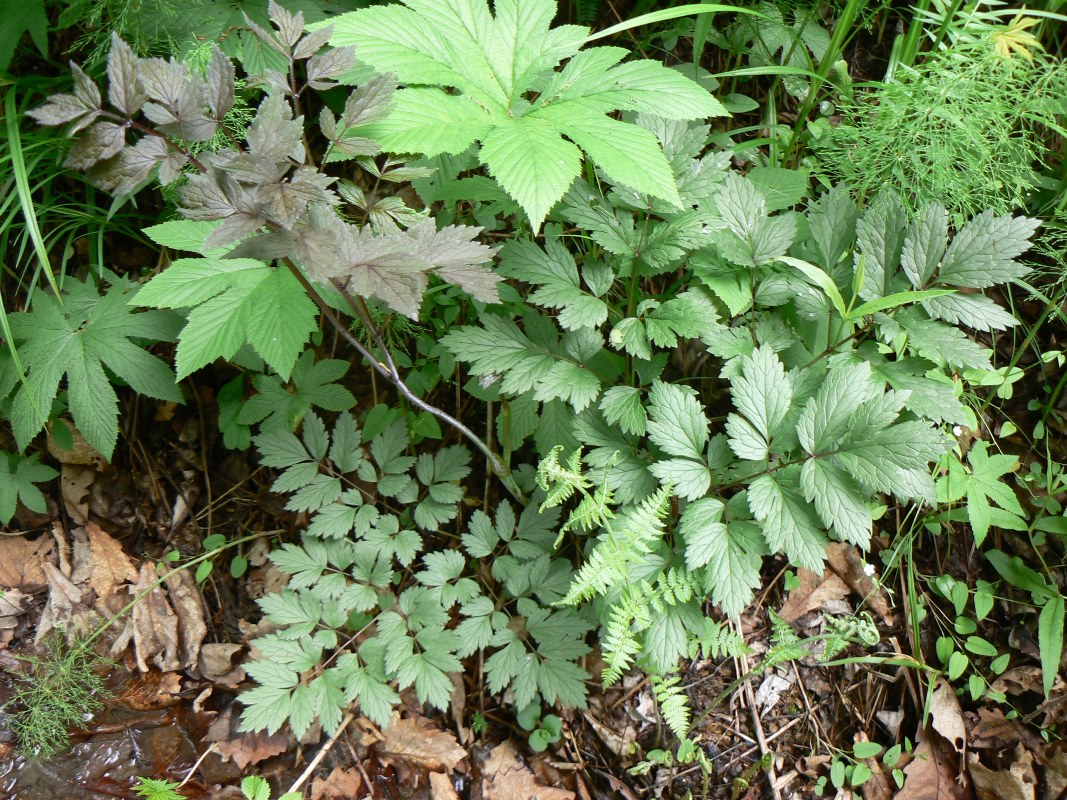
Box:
136;256;318;380
0;451;58;524
725;346;792;461
646;380;709;460
8;276;182;459
937;441;1026;546
329;0;725;228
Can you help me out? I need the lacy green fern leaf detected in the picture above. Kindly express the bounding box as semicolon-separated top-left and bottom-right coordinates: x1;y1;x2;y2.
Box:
651;673;691;740
560;483;671;606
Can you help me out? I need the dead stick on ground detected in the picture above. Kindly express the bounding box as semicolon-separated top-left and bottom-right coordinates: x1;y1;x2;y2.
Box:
178;743;217;789
733;617;783;800
287;712;356;797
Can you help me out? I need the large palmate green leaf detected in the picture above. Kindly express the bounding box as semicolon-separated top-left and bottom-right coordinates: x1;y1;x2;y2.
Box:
7;276;182;459
328;0;726;228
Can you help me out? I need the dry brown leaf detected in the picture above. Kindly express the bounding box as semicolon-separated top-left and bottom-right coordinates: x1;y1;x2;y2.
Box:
130;562;181;672
35;560;89;642
0;589;28;622
115;670;183;710
60;464;95;524
200;643;246;686
206;706;290;770
52;523;71;577
450;672;472;744
379;713;466;773
310;766;365;800
48;420;106;467
84;523;137;611
968;748;1036;800
929;679;967;755
482;741;575;800
0;589;30;642
990;668;1045;697
826;542;894;624
968;708;1044;753
893;730;968;800
430;771;461;800
596;771;641;800
164;569;207;669
585;713;637;758
779;567;850;623
0;534;54;591
1046;749;1067;800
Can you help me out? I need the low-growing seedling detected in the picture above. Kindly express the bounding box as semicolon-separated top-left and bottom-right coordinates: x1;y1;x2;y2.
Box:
516;697;564;752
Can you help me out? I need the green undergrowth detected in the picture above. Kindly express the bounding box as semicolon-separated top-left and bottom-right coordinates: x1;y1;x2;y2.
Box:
5;631;111;758
0;0;1064;792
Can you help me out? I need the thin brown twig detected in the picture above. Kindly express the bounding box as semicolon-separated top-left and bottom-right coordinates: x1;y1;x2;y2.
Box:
734;617;783;800
178;743;218;789
286;712;357;797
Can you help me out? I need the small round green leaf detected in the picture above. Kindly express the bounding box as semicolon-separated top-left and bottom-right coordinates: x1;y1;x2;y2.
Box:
852;742;882;759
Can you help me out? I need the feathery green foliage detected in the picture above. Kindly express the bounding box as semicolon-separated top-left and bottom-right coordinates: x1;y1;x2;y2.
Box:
817;36;1067;219
5;633;111;758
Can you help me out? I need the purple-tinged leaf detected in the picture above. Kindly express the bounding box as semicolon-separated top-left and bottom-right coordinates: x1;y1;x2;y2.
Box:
139;58;189;106
409;222;500;302
65;121;128;169
307;46;356;90
242;12;288;57
433;262;501;303
106;34;146;117
319;107;338;140
268;0;305;48
325;136;380;162
27;93;99;130
202;213;267;250
179;172;240;220
410;221;497;271
89;136;168;194
249;69;292;96
247;93;304;162
207;45;235;119
157;146;189;185
347;259;428;318
293;25;333;61
226;230;299;261
71;63;101;111
256;167;338;228
341;73;396;128
218;152;285;184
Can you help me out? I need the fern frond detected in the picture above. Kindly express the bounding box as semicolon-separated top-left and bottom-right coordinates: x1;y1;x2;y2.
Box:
761;609;809;669
651;673;691;740
537;446;591;510
602;602;643;686
560;484;672;606
688;618;751;660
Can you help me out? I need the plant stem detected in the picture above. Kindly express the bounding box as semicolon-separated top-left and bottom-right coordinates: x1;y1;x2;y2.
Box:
278;260;527;504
